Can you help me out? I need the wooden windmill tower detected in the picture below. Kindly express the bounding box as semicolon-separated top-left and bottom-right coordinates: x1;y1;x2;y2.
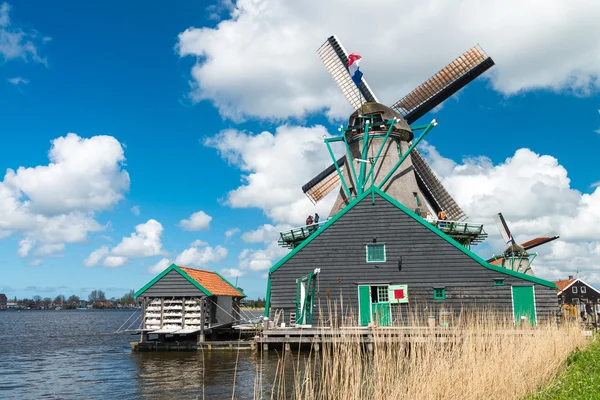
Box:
303;36;494;222
279;36;494;250
487;212;560;275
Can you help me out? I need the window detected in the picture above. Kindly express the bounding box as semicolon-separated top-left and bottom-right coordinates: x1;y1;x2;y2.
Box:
413;192;421;206
572;286;578;294
433;288;446;300
581;286;587;294
494;279;505;287
370;285;390;303
366;244;386;262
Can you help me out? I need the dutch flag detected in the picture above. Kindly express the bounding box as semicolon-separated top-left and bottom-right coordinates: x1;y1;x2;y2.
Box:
348;53;363;87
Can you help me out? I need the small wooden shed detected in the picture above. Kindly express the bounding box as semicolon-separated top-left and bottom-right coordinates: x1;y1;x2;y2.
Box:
134;264;245;342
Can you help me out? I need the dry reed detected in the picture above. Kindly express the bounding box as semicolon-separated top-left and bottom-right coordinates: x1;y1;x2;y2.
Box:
255;307;588;400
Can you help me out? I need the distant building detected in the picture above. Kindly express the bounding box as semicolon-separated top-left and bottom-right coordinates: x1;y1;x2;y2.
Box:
0;294;7;310
6;302;18;309
555;276;600;305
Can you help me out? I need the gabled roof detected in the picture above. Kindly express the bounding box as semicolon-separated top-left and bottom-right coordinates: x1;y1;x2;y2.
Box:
135;264;244;298
555;278;600;296
268;187;557;289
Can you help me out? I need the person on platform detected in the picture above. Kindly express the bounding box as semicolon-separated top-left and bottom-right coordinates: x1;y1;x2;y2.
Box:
414;206;422;217
306;215;313;226
314;213;320;225
426;212;435;224
437;210;447;228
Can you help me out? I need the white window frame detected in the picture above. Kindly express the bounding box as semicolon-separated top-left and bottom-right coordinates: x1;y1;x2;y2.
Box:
572;286;578;294
581;286;587;294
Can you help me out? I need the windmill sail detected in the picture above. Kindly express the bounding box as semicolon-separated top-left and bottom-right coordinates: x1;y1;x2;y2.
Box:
302;156;346;203
521;231;559;250
317;35;378;111
391;46;494;124
493;213;513;245
411;149;465;221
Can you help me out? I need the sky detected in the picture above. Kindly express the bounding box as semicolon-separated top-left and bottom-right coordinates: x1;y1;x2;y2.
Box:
0;0;599;300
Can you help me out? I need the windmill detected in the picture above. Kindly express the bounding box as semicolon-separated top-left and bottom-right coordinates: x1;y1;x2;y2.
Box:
487;212;560;275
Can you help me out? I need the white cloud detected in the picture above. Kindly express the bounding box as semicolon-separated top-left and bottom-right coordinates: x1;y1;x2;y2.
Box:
148;257;172;274
83;246;109;267
175;245;228;267
205;126;339;226
8;76;28;85
220;268;245;278
225;227;241;239
0;2;48;64
4;133;129;215
111;219;165;258
242;224;288;243
178;211;212;231
420;143;600;284
190;239;208;247
238;242;289;272
29;259;42;266
17;238;34;257
177;0;600;121
130;205;140;216
102;256;129;268
34;243;64;256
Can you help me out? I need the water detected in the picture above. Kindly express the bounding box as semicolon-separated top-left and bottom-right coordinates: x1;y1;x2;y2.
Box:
0;310;278;399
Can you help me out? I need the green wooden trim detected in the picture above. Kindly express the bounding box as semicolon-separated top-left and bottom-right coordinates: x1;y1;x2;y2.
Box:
134;263;214;298
214;271;246;298
264;277;272;317
494;278;505;287
358;121;370;194
326;139;351;199
342;134;359;196
364;119;395;187
366;244;386;262
373;188;558;289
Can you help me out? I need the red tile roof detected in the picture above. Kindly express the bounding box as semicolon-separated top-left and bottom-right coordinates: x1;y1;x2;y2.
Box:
554;278;575;293
178;266;243;297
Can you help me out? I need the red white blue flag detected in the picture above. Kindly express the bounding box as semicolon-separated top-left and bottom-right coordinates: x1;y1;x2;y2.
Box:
348;53;363;87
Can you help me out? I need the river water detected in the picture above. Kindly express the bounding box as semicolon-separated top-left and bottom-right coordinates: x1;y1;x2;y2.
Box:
0;310;282;399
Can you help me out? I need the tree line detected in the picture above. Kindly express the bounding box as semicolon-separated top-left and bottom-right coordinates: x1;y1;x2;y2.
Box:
7;289;137;309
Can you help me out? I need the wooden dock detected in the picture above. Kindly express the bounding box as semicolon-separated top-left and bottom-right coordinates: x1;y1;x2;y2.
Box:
131;339;256;352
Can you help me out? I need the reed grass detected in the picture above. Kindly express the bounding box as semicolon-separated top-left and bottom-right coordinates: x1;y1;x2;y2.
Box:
254;308;589;400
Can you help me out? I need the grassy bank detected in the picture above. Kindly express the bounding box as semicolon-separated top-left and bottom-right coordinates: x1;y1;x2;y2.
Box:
528;335;600;399
253;312;588;400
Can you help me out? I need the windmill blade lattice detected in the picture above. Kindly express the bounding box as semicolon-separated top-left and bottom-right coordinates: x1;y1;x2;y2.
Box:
317;35;379;111
391;46;494;124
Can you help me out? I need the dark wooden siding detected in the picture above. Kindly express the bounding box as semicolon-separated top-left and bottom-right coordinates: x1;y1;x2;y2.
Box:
139;270;207;298
270;193;559;325
560;280;600;304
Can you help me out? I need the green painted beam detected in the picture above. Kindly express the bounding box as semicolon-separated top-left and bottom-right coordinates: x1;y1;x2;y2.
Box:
357;121;370;194
363;118;396;189
325;139;351;199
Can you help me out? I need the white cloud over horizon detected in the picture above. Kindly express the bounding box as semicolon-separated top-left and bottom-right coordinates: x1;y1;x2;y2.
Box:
0;2;48;64
178;210;212;231
177;0;600;121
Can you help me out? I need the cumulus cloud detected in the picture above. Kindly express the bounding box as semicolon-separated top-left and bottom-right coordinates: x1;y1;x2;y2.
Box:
17;238;34;257
8;76;28;85
205;126;339;226
175;245;228;267
178;211;212;231
190;239;208;247
238;242;288;272
111;219;165;258
148;257;172;274
103;256;129;268
420;143;600;284
34;243;64;256
130;205;140;216
177;0;600;120
225;227;240;240
220;268;245;278
4;133;129;215
83;246;109;267
0;2;48;64
242;224;288;243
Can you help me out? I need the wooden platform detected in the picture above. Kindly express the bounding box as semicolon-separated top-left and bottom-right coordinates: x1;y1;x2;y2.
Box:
131;340;256;352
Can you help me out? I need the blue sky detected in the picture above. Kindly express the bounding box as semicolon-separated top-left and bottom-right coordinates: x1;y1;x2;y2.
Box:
1;0;599;300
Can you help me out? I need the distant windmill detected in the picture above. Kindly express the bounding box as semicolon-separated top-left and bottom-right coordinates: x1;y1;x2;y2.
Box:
303;36;495;224
487;212;560;275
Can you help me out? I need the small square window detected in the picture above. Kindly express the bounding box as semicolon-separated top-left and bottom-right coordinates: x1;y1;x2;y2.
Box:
572;286;578;294
366;244;386;262
581;287;587;294
494;279;505;287
433;288;445;300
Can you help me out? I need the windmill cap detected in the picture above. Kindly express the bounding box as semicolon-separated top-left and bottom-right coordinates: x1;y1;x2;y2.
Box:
348;102;413;142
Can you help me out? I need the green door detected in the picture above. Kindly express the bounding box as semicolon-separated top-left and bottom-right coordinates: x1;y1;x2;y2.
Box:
372;303;391;326
358;286;371;326
512;286;536;325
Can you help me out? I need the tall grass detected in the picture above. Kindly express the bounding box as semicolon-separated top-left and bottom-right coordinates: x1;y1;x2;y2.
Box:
256;308;588;400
